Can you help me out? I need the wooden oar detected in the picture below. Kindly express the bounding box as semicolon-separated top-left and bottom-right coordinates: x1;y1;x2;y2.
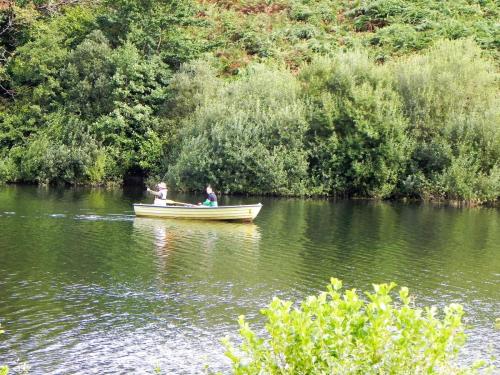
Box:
165;199;193;206
147;187;193;206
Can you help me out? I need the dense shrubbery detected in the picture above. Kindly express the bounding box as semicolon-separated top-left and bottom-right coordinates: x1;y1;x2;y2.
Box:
167;63;309;195
165;39;498;199
298;40;499;200
390;40;500;202
0;1;498;202
300;51;411;197
223;279;490;374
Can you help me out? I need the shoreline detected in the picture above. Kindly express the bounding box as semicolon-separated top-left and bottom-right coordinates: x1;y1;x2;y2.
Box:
2;182;498;208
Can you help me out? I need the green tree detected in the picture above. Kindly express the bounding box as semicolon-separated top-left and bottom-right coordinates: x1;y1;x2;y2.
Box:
168;62;309;195
392;39;500;201
302;52;410;198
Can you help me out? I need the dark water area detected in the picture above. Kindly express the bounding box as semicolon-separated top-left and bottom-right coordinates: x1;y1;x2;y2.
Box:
0;185;498;374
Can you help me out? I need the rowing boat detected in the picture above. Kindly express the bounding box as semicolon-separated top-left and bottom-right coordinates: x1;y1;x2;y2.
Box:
133;203;263;221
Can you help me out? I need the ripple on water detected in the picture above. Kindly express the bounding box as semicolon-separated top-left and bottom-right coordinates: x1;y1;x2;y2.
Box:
0;191;498;372
74;214;134;222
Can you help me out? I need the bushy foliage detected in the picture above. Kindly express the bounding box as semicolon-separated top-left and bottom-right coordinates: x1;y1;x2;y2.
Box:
295;39;499;201
0;1;498;202
167;63;309;195
391;39;500;202
347;0;499;59
1;12;172;184
223;278;489;374
301;52;410;197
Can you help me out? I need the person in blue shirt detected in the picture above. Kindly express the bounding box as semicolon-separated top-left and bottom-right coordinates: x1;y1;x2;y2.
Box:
199;185;218;207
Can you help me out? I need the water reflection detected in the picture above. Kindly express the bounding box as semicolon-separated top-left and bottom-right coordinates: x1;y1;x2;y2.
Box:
132;217;261;277
133;217;261;251
0;186;498;373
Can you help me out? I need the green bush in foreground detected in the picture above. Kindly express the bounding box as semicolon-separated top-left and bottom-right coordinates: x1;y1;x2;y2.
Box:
0;324;7;375
223;279;491;374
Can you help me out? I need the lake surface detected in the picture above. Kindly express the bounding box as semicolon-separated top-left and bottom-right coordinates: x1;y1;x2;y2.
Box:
0;185;498;374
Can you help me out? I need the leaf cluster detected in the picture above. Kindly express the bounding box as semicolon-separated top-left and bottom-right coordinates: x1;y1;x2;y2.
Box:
223;278;490;374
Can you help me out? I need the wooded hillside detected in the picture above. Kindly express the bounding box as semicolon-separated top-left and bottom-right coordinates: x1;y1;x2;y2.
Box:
0;0;498;202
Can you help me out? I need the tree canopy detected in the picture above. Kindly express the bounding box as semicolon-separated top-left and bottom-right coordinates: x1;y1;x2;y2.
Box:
0;0;498;202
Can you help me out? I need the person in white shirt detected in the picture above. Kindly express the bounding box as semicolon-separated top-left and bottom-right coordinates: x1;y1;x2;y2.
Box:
147;182;168;205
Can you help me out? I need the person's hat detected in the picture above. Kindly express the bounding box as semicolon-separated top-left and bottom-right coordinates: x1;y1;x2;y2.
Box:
158;182;167;189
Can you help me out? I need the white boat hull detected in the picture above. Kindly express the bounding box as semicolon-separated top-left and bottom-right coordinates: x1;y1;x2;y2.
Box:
133;203;262;221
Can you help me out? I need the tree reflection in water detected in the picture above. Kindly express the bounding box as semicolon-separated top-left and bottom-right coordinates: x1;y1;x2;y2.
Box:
132;217;261;271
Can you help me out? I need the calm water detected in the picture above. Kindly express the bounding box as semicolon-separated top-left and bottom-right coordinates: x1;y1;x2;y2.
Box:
0;186;498;374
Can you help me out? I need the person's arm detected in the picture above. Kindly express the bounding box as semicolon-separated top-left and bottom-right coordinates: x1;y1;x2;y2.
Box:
147;188;160;197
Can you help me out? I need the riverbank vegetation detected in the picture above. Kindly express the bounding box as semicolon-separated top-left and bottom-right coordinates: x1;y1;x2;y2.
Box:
0;0;498;203
223;278;492;374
